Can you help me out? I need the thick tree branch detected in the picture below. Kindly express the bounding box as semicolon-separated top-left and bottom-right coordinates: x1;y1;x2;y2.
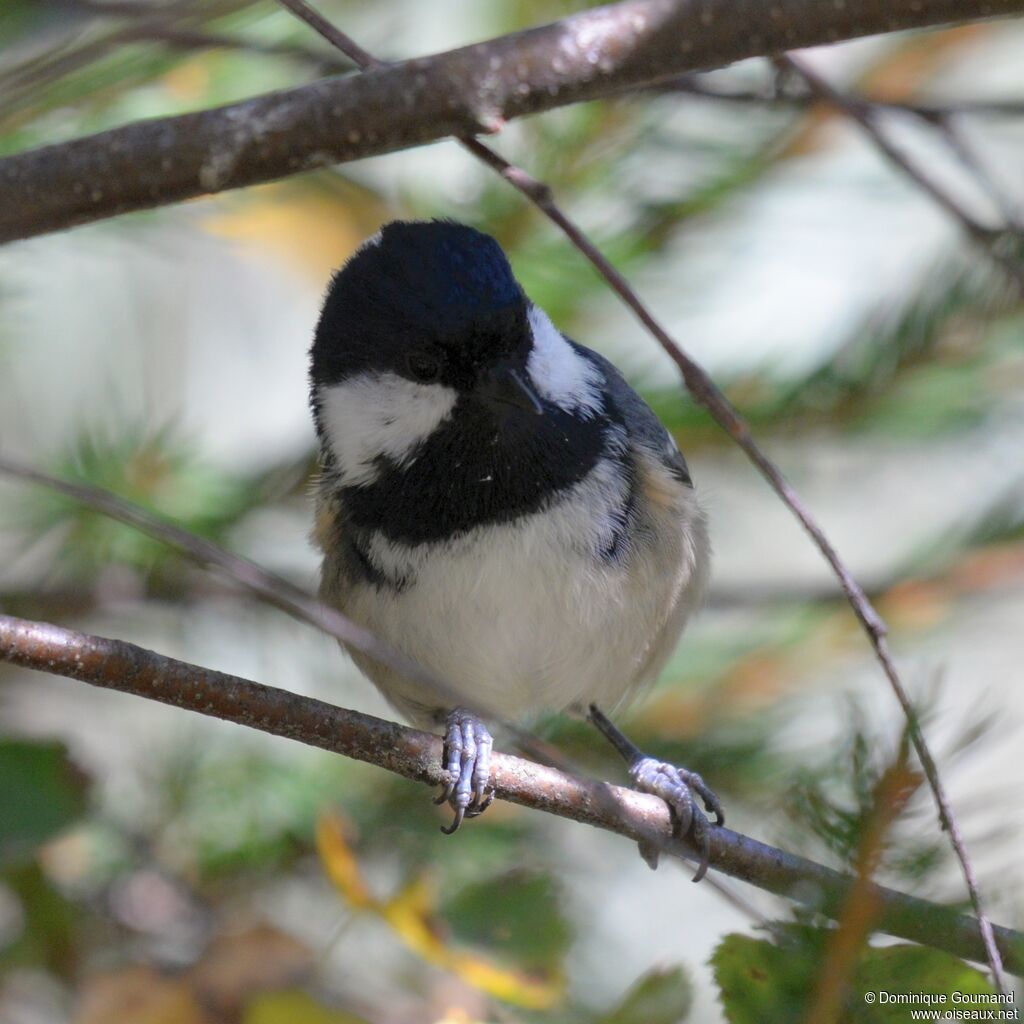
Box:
0;613;1020;976
3;0;1024;242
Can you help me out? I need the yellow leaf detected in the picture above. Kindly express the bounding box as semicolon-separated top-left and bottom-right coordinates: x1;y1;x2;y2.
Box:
316;813;375;909
381;873;445;954
448;952;561;1011
316;814;562;1009
161;57;212;104
383;875;561;1008
202;185;388;281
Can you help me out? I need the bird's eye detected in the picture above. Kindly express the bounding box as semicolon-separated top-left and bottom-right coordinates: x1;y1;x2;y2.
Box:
406;350;441;383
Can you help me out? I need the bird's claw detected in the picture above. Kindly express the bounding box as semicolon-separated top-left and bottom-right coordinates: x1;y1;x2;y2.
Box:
435;708;494;834
630;756;724;882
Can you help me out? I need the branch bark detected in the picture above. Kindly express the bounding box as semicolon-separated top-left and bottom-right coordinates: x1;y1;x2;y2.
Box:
0;612;1021;976
2;0;1024;243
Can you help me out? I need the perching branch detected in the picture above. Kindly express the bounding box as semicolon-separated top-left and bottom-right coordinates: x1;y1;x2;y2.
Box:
0;612;1020;976
3;0;1024;242
0;454;563;771
270;0;1012;991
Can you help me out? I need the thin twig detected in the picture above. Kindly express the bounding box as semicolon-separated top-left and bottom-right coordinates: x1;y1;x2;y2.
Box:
930;113;1024;234
274;0;1010;991
805;734;922;1024
1;612;1021;976
115;24;352;69
781;54;1024;295
0;454;564;771
659;74;1024;120
663;72;1024;235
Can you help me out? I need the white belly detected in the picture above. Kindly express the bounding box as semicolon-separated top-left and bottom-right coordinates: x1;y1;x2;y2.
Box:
337;462;708;726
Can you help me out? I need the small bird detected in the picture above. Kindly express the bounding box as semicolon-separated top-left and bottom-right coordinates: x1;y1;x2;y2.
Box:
309;220;722;873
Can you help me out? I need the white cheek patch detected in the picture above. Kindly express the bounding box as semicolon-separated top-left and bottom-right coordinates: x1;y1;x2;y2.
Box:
526;306;603;418
321;371;457;486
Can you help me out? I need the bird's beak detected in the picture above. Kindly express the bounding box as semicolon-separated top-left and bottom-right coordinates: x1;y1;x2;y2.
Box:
480;364;544;415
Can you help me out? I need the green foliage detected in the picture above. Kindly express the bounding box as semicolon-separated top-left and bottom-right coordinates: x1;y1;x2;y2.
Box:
0;739;88;866
596;966;693;1024
712;932;815;1024
0;861;80;974
711;932;994;1023
442;870;572;972
783;696;1005;899
15;427;256;582
146;743;349;880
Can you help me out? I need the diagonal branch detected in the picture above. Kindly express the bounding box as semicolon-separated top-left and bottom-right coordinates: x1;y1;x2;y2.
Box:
1;612;1021;976
273;0;1010;993
780;54;1024;293
3;0;1024;242
0;454;564;771
659;75;1024;120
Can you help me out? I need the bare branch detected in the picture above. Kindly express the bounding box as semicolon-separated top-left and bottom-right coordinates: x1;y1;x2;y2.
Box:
0;454;564;771
781;54;1024;294
0;612;1021;976
3;0;1024;242
659;74;1024;120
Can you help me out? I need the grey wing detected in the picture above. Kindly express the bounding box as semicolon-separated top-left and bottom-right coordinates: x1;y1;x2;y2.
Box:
568;340;692;486
566;340;708;696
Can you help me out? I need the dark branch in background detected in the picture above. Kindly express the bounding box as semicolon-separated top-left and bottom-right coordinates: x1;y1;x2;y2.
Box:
272;0;1011;992
1;613;1021;977
779;55;1024;292
660;74;1024;119
0;455;562;771
664;68;1024;289
3;0;1024;242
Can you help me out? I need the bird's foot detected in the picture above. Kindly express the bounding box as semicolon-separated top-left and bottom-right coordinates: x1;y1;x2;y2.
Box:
434;707;494;834
587;704;723;881
630;756;723;881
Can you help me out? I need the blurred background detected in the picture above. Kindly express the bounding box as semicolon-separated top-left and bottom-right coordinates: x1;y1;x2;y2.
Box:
1;1;1023;1022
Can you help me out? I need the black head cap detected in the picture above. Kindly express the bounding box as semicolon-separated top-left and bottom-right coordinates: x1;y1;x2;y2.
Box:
310;220;528;394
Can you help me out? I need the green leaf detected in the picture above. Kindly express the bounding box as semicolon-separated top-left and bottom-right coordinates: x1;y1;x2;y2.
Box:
442;869;572;971
711;933;996;1024
598;966;693;1024
854;945;994;1021
1;861;79;973
712;933;814;1024
0;739;88;865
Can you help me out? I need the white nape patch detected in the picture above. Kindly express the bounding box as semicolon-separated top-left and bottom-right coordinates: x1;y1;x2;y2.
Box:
526;306;603;417
320;371;456;486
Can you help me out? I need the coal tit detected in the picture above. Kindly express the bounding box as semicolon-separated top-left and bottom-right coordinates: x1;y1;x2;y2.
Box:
310;221;722;867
